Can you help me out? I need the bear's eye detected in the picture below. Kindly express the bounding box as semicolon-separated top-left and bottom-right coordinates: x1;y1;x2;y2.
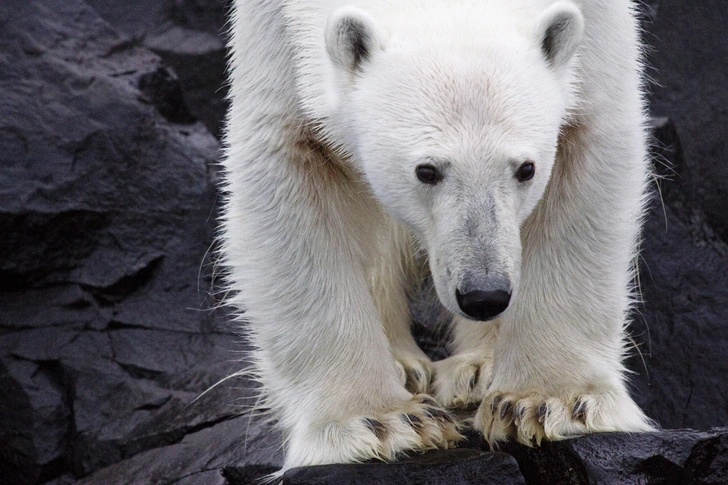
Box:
516;162;536;182
415;164;441;185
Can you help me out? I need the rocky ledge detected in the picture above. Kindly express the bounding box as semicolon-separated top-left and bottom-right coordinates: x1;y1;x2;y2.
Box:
276;428;728;485
1;1;727;484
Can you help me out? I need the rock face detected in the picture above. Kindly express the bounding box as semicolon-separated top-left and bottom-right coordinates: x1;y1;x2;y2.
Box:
646;0;728;244
0;0;727;485
627;118;728;431
0;0;246;483
281;450;526;485
83;0;230;138
276;428;728;485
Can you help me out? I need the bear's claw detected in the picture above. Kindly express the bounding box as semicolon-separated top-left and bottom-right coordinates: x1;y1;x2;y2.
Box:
537;403;549;424
477;392;587;446
365;418;387;439
355;393;463;459
285;394;462;470
394;353;434;394
572;399;588;423
475;390;654;447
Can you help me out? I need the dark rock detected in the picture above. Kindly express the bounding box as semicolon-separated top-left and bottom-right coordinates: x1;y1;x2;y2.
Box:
0;0;242;482
499;440;590;485
466;428;728;485
60;332;251;476
571;429;728;485
632;2;728;430
640;0;660;24
282;449;525;485
265;429;728;485
649;116;685;202
138;66;196;125
646;1;728;243
150;42;229;139
0;0;220;327
223;464;282;485
628;192;728;430
76;416;283;485
624;118;728;430
0;358;69;482
85;0;230;137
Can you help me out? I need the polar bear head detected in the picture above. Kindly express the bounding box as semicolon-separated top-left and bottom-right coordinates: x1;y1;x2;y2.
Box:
324;2;584;321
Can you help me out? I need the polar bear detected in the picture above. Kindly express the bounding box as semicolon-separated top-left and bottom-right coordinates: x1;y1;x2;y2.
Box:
220;0;654;473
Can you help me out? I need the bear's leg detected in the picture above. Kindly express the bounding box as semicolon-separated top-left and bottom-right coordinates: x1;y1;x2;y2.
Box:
432;316;498;408
473;120;655;446
223;138;460;472
369;224;434;394
471;0;655;445
223;2;461;469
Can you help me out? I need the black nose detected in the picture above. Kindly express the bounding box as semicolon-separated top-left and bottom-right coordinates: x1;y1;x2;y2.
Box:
456;288;511;321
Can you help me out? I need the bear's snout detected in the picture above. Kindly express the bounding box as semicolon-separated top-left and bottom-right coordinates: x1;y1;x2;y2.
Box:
455;276;512;321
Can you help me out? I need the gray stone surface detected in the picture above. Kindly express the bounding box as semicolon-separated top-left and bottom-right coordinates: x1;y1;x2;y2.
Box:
491;428;728;485
271;428;728;485
0;0;250;483
646;0;728;243
625;117;728;430
83;0;230;138
281;450;526;485
77;416;283;485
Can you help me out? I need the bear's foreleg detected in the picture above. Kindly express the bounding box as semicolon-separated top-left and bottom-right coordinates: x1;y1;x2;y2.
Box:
433;316;498;408
368;223;435;394
224;140;460;472
223;0;459;473
471;0;655;445
473;121;655;445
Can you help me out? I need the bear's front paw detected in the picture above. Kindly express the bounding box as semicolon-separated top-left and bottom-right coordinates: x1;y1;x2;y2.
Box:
432;353;493;408
285;394;462;469
394;351;434;394
474;389;655;446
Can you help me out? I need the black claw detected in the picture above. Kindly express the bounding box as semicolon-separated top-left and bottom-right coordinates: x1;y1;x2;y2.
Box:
365;418;387;440
500;400;513;419
469;366;481;390
537;404;548;424
420;395;438;406
425;407;454;423
405;370;423;393
514;405;525;420
573;400;587;422
490;395;502;414
405;413;423;428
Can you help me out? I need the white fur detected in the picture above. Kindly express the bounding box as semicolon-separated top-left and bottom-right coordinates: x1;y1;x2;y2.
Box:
220;0;654;473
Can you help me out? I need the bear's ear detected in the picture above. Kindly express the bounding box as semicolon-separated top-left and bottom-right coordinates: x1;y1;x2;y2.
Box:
325;6;385;73
533;1;584;69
